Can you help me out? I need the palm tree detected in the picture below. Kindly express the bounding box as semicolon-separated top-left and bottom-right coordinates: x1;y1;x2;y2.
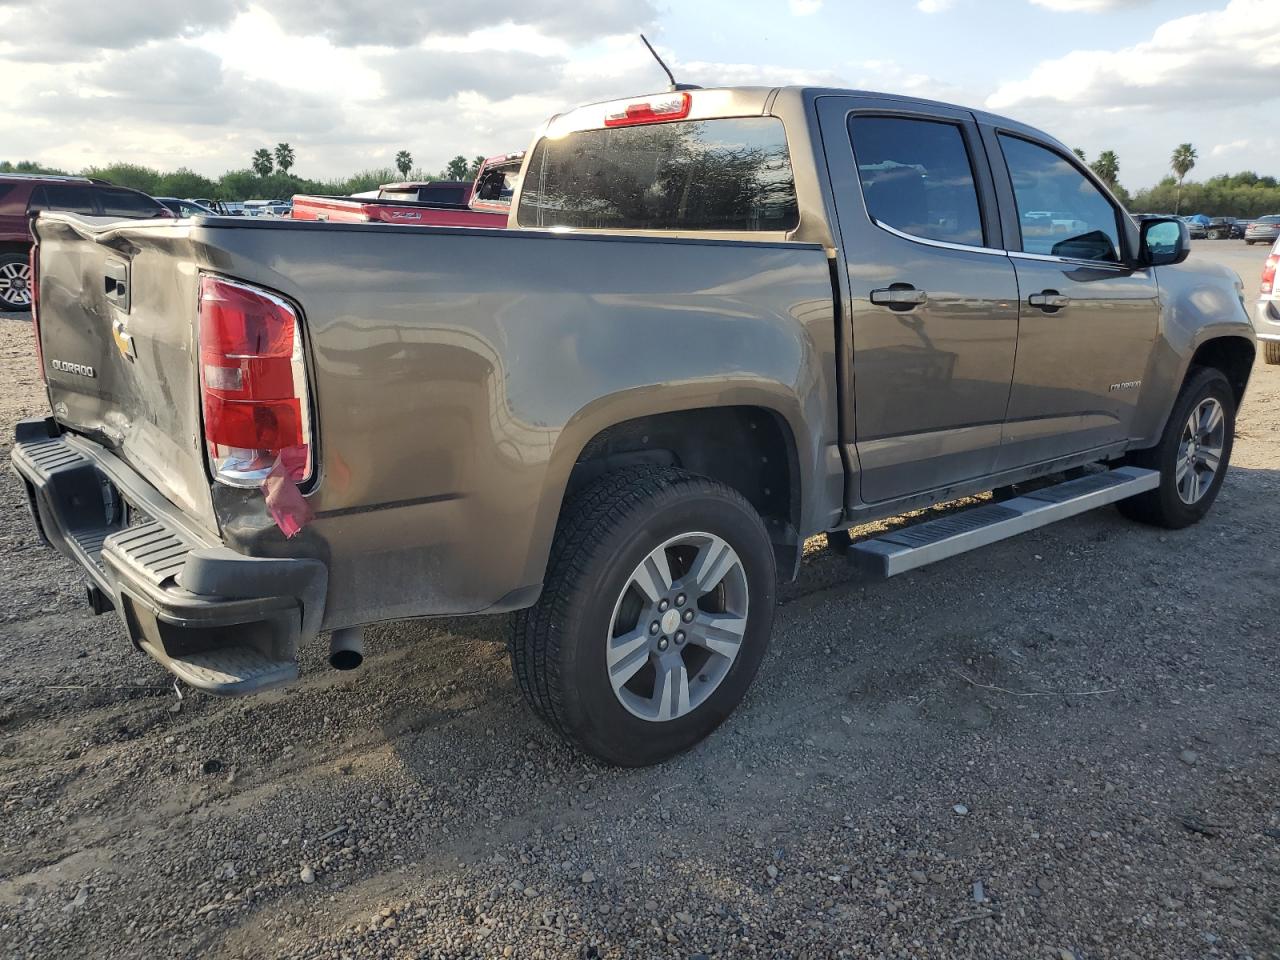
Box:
1072;147;1087;163
444;155;470;179
395;150;413;178
1090;150;1119;188
274;143;295;174
251;148;273;177
1171;143;1197;213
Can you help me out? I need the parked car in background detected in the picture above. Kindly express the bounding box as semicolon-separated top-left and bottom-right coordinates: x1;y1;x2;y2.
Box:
156;197;218;218
187;198;238;216
0;173;172;311
1182;216;1208;240
1245;215;1280;245
1205;217;1237;240
16;85;1255;765
1230;219;1249;239
1257;237;1280;365
291;153;523;227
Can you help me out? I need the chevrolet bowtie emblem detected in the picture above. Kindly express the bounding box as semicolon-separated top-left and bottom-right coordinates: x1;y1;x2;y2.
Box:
112;318;135;360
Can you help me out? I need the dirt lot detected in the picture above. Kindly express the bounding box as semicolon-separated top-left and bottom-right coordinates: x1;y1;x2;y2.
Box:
1;242;1278;960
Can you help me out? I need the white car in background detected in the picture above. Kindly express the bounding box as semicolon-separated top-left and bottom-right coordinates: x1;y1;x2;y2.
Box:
1258;237;1280;364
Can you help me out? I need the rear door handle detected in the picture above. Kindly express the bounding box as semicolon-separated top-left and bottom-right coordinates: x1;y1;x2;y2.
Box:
1028;290;1070;312
870;285;928;311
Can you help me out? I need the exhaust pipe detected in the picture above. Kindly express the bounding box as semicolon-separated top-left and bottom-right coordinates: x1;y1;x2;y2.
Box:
328;627;365;671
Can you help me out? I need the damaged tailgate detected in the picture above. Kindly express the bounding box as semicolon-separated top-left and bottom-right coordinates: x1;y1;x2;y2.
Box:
32;213;217;532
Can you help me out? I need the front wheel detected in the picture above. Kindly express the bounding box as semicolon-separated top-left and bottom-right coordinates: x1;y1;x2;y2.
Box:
1118;367;1236;529
510;467;776;766
0;253;33;312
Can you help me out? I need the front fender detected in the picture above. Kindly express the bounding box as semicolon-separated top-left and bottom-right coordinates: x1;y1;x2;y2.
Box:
1133;259;1255;445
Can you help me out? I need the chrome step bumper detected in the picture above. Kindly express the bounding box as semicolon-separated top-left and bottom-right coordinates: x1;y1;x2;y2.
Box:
849;467;1160;579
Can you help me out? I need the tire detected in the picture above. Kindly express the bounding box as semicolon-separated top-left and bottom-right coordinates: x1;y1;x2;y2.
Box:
510;466;776;766
1266;340;1280;366
0;252;33;313
1117;366;1235;529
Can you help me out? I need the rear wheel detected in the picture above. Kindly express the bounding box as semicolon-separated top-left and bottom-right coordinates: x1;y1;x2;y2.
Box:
1265;341;1280;365
1118;367;1235;529
0;253;32;312
510;467;776;766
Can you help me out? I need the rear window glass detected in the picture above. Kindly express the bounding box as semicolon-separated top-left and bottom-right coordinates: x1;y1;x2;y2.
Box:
517;117;799;232
1260;216;1280;223
98;188;166;219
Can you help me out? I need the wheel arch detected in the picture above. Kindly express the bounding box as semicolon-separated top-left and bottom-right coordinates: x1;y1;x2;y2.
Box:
1188;335;1255;408
0;240;32;259
525;391;815;588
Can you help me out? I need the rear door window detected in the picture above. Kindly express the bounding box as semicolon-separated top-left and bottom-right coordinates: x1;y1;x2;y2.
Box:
518;117;799;232
848;115;985;247
35;183;96;215
998;134;1123;262
97;188;166;218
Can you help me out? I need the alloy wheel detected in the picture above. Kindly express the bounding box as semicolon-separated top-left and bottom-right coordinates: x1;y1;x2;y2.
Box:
0;260;32;308
605;532;749;722
1176;397;1225;505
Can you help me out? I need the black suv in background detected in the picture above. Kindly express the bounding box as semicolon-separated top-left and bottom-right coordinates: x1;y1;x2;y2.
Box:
0;174;172;311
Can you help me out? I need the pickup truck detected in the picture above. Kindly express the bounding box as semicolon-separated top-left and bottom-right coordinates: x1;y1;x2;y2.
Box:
14;86;1256;766
290;153;523;227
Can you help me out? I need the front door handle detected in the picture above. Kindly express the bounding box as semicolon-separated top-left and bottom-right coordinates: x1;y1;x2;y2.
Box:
1028;289;1070;312
870;285;928;311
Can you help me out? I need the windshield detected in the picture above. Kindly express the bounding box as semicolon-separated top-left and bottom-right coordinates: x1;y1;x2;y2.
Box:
517;116;799;232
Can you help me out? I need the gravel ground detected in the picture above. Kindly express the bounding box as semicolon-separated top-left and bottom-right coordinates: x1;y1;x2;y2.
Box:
1;241;1278;960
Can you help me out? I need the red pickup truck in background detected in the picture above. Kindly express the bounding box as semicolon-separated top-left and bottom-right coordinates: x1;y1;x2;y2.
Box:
291;152;523;227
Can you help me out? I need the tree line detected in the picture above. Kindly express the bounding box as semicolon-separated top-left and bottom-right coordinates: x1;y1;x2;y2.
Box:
0;145;490;201
4;141;1279;217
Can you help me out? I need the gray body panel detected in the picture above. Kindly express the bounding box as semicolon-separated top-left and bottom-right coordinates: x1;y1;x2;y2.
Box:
34;215;839;628
27;85;1255;638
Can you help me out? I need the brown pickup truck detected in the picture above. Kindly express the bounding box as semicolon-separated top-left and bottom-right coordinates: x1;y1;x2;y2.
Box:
13;86;1255;766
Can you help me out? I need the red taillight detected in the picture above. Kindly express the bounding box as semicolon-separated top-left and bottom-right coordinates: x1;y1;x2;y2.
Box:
29;244;45;383
1262;254;1278;295
198;275;312;487
603;91;692;127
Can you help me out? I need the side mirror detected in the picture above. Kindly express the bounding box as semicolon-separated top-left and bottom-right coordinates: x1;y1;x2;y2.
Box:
1139;217;1190;267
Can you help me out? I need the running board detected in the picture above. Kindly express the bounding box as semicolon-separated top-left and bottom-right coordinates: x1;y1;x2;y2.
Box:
849;467;1159;579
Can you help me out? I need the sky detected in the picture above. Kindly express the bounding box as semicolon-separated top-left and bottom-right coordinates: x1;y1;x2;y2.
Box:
0;0;1276;191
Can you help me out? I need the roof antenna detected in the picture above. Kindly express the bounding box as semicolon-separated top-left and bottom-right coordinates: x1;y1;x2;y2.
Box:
640;34;700;92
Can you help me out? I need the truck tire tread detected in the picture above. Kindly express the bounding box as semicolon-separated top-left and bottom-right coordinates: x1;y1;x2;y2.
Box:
509;466;769;760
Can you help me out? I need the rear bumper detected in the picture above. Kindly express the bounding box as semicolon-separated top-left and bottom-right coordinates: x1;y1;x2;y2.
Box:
1256;298;1280;341
11;417;326;694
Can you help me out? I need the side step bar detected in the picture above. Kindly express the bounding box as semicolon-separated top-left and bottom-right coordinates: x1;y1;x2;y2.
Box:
849;467;1160;579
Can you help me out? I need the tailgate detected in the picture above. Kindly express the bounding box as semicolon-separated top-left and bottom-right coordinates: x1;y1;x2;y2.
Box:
32;214;216;531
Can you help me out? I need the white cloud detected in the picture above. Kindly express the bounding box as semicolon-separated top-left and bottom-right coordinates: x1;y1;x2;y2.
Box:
789;0;822;14
1029;0;1149;10
986;0;1280;187
917;0;956;12
988;0;1280;111
1211;139;1250;158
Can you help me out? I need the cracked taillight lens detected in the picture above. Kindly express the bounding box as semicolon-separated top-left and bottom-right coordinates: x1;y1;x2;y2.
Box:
197;275;312;487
